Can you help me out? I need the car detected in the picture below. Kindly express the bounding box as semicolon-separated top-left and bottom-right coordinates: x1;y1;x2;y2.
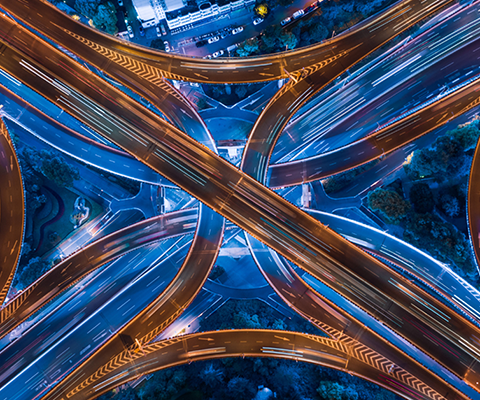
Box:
156;26;162;37
212;49;224;58
231;26;244;35
280;17;291;26
292;9;305;19
118;0;123;6
164;40;171;52
139;25;145;36
160;24;167;35
220;31;229;39
203;54;213;59
253;17;264;25
127;25;134;38
208;35;220;44
196;39;208;47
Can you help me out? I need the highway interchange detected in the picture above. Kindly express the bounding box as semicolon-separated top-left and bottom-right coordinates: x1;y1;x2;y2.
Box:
1;0;480;399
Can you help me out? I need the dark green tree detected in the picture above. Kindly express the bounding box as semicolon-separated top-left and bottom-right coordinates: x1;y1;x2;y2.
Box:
39;150;80;188
150;38;166;51
317;381;344;400
92;2;118;35
368;188;410;223
449;121;480;150
199;363;224;388
74;0;100;18
236;38;260;57
15;257;50;288
226;377;256;400
406;135;465;180
404;213;474;273
409;182;434;214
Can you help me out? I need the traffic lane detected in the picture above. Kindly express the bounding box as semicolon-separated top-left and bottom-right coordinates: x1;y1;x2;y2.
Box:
268;75;480;188
0;240;184;389
0;84;164;186
0;239;192;400
2;27;480;390
0;0;452;83
273;4;480;163
0;209;198;341
0;25;227;400
0;119;23;305
242;0;446;182
307;209;480;326
46;207;224;400
288;35;480;161
247;235;469;400
71;330;456;400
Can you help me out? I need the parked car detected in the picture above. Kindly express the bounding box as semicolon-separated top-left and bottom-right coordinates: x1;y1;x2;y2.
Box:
160;23;167;35
253;17;264;25
220;31;230;39
156;26;162;37
203;54;213;59
292;9;305;19
196;39;208;47
138;25;145;36
208;35;220;44
226;43;238;52
164;40;171;52
231;26;244;35
212;49;224;58
127;25;134;38
118;0;123;6
281;17;291;26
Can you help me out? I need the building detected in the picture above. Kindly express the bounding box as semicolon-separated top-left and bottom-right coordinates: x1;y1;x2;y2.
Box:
165;0;254;30
132;0;184;27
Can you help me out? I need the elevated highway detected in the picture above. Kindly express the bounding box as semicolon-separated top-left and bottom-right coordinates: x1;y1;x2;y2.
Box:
0;118;24;305
60;329;459;400
1;11;480;397
0;0;453;83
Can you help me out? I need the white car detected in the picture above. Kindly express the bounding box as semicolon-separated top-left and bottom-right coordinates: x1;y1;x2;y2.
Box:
292;9;305;19
164;41;171;52
118;0;123;5
208;35;220;44
253;17;264;26
231;26;244;35
156;26;162;37
127;25;134;38
212;49;224;58
281;17;291;26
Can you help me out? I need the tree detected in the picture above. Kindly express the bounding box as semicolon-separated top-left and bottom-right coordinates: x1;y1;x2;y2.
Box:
368;188;410;223
15;257;50;288
406;135;465;180
233;311;262;329
440;194;460;217
404;213;474;273
39;150;80;188
200;363;224;387
226;377;256;400
196;98;209;110
235;85;248;99
150;38;166;51
92;2;118;35
280;31;298;50
74;0;100;18
236;38;260;57
139;369;186;400
409;182;434;214
449;121;480;150
317;381;344;400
